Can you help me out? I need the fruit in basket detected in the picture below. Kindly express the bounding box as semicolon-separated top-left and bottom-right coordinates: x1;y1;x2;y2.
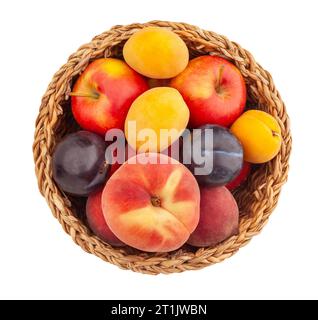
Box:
230;110;282;163
125;87;189;152
52;131;110;196
170;55;246;127
86;189;124;246
182;124;243;186
226;161;251;190
71;58;148;135
102;153;200;252
187;186;239;247
123;27;189;79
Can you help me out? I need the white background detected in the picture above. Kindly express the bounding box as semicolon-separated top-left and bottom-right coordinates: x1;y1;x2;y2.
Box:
0;0;317;300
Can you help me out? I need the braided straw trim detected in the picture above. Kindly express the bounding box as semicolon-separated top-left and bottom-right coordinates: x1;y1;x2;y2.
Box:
33;21;291;275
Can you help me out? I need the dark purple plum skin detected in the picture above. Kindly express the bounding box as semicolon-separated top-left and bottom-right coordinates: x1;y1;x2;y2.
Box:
52;131;109;196
182;124;243;187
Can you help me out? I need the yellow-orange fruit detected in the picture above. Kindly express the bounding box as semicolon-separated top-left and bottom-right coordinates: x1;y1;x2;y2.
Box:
102;153;200;252
125;87;189;152
123;27;189;79
230;110;282;163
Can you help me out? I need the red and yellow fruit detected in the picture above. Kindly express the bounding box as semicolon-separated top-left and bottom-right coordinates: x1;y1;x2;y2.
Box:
102;153;200;252
171;55;246;127
61;26;282;255
71;58;148;135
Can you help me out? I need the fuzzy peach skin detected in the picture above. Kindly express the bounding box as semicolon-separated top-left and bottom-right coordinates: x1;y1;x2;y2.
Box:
86;189;124;247
187;186;239;247
102;153;200;252
71;58;148;135
171;55;246;127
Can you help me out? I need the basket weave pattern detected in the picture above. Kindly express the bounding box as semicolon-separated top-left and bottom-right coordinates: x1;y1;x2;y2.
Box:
33;21;291;275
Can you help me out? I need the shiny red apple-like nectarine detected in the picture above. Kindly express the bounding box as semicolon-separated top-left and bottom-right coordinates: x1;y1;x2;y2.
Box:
171;55;246;127
71;58;148;135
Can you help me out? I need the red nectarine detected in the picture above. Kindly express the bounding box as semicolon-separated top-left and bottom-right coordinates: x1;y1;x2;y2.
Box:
171;55;246;127
71;58;148;135
187;186;239;247
86;189;124;247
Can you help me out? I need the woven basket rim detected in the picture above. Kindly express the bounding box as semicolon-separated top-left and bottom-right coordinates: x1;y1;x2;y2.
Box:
33;20;292;275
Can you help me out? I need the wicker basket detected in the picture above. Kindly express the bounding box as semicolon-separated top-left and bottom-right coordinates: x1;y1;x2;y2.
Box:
33;21;291;275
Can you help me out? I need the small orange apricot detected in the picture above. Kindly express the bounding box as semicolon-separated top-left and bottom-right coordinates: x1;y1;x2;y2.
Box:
125;87;189;152
123;27;189;79
230;110;282;163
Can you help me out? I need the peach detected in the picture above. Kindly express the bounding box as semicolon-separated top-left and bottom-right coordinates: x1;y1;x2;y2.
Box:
123;27;189;79
71;58;148;135
102;153;200;252
170;55;246;127
230;110;282;163
187;186;239;247
86;189;124;246
125;87;189;152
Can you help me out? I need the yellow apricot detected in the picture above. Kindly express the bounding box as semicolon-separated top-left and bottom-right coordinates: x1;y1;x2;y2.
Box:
125;87;189;152
230;110;282;163
123;27;189;79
